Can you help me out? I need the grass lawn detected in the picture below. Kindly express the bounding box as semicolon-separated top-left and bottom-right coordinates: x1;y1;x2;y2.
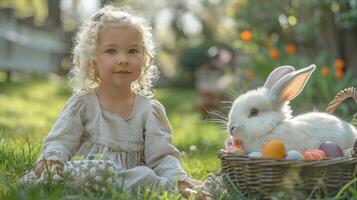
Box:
0;76;226;199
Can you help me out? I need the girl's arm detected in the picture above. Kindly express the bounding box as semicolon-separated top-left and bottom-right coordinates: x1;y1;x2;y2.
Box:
144;100;189;183
37;94;85;163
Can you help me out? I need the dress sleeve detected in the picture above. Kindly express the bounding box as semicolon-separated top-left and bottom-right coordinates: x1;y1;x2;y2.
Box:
144;100;189;183
38;94;86;162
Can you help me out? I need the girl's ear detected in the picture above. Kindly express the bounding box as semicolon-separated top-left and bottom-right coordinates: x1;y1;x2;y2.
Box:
263;66;295;89
269;65;316;102
90;59;97;67
89;58;98;69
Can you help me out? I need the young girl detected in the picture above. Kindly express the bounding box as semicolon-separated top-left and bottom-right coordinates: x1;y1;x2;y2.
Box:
26;5;204;198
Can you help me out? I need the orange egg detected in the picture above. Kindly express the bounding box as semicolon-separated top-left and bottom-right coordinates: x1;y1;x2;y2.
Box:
303;149;326;160
262;140;286;159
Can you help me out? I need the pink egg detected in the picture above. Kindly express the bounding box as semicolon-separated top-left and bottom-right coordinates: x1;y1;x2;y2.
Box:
303;149;326;160
319;141;344;158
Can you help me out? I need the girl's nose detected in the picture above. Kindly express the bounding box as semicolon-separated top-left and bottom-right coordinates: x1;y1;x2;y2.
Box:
117;54;129;65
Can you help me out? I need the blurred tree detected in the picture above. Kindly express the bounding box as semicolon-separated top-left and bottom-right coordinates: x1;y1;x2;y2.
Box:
0;0;48;26
98;0;233;87
228;0;357;77
319;0;357;77
44;0;61;29
0;0;65;80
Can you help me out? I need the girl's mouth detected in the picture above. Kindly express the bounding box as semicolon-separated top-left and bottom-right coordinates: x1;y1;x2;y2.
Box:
115;71;131;74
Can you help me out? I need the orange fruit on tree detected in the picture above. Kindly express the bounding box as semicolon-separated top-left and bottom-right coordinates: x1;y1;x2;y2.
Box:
286;43;296;55
335;59;345;69
240;31;252;42
269;48;280;59
321;66;329;76
335;69;344;79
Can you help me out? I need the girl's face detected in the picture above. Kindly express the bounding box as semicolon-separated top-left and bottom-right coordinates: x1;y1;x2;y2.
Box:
94;26;145;89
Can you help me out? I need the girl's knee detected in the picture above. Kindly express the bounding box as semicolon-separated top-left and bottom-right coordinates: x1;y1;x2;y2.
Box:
133;166;157;177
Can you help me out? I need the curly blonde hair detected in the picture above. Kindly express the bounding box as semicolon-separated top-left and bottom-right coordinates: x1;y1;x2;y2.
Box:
69;5;158;98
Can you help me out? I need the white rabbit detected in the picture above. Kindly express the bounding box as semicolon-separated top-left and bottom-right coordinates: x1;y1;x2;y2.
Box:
227;65;357;153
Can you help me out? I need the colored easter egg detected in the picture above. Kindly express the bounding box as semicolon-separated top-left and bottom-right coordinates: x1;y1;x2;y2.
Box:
224;136;245;154
319;141;344;158
248;151;262;158
303;149;326;160
225;136;243;150
262;140;286;160
285;150;304;160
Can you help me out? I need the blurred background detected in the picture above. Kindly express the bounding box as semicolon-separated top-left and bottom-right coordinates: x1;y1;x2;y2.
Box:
1;0;357;118
1;1;357;193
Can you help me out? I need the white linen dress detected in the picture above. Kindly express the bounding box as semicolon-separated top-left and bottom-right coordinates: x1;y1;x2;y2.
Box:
24;92;189;191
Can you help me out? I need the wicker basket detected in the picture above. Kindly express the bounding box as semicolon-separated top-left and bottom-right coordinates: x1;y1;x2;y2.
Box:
219;87;357;199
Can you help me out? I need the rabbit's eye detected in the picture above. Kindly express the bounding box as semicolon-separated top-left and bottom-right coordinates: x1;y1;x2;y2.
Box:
249;108;259;117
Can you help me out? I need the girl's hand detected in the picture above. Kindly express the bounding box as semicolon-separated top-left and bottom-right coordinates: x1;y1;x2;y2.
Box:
177;180;211;200
34;160;64;177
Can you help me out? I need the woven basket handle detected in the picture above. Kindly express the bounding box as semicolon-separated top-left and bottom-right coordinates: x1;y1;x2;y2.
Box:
326;87;357;157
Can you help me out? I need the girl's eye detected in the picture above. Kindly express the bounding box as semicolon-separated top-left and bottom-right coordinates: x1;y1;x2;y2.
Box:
105;49;117;54
128;49;139;54
249;108;259;117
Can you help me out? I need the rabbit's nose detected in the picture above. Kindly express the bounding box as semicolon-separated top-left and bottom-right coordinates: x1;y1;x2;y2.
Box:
230;126;235;135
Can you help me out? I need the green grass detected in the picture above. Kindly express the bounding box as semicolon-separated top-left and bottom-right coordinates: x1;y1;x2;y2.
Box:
0;76;355;199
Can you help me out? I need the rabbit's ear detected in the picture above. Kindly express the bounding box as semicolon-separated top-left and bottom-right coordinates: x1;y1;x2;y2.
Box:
269;65;316;102
263;66;295;89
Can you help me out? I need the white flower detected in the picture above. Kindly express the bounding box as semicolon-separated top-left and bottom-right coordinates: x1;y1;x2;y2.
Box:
189;145;197;152
63;165;69;171
89;168;97;175
107;166;115;173
53;174;62;181
81;162;88;169
74;167;80;174
106;177;113;184
98;164;106;170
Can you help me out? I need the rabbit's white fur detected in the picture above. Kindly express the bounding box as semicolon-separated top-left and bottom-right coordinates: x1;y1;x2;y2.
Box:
228;65;357;153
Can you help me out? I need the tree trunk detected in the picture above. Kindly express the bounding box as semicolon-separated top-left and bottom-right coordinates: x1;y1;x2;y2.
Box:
341;27;357;78
6;70;12;82
319;1;357;78
45;0;61;29
318;2;339;62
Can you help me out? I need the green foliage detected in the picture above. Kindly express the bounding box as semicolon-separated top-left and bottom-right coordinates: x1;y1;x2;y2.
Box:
231;0;319;46
178;42;212;72
0;139;39;188
0;0;48;25
324;0;357;28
